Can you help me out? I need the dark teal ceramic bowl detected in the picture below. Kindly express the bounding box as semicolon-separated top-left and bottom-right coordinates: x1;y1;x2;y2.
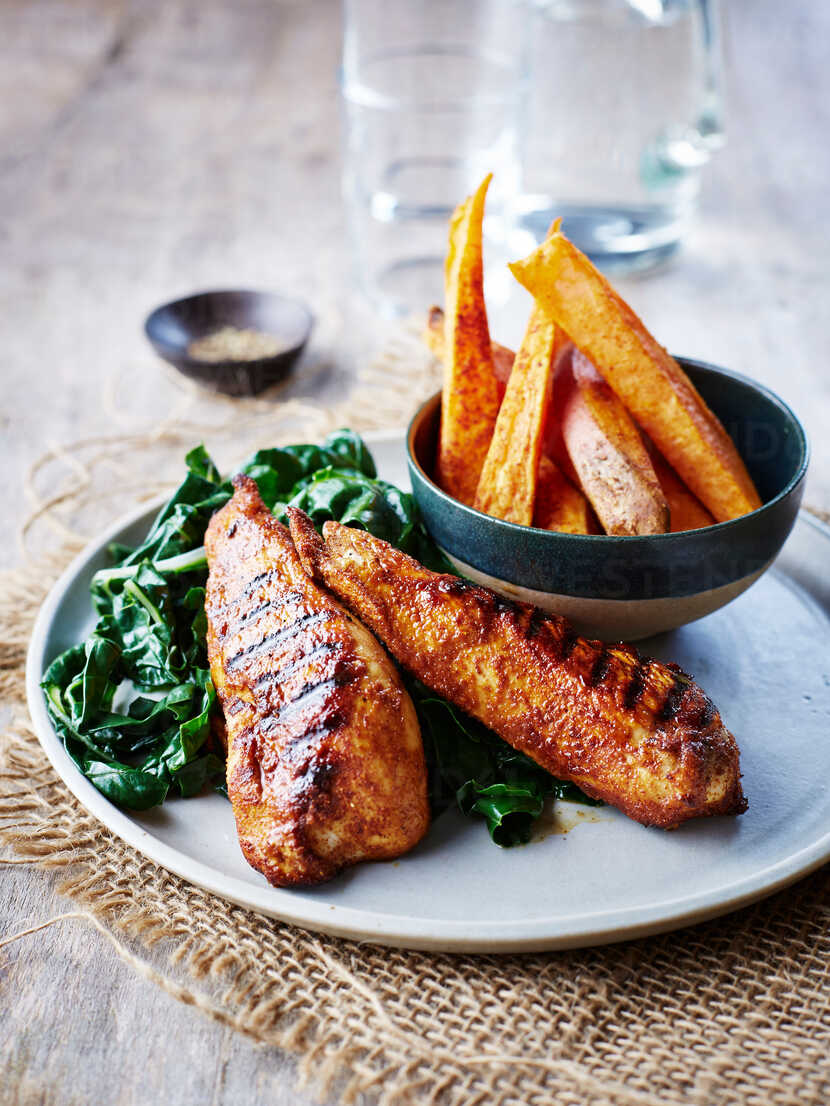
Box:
406;358;808;640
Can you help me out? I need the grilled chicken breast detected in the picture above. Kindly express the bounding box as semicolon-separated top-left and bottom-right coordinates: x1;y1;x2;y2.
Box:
287;509;746;829
205;477;429;887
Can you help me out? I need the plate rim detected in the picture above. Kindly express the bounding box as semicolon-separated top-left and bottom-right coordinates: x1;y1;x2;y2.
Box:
22;431;830;952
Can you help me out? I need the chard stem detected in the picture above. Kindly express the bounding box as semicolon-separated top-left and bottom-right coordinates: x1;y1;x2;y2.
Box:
92;546;207;585
123;579;164;625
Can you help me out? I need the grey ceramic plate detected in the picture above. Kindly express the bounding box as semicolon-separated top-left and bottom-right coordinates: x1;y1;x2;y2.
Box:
25;431;830;952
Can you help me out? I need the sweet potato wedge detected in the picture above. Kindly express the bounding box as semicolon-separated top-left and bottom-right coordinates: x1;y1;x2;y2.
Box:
644;438;715;532
437;175;501;506
472;306;561;525
533;455;596;534
423;305;514;398
561;351;669;536
425;307;577;464
509;228;762;522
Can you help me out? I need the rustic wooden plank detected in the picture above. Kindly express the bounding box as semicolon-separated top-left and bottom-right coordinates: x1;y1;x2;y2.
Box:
0;865;319;1106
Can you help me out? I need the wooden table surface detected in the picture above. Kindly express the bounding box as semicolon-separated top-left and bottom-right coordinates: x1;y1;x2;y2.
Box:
2;1;828;1103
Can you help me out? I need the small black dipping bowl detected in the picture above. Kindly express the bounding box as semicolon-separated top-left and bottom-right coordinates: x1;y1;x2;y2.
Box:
144;290;313;397
407;358;809;640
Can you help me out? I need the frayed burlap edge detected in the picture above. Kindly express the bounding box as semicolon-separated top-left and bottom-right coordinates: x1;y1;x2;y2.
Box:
2;339;830;1106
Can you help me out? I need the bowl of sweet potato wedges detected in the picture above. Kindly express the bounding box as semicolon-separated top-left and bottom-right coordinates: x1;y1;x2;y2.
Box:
408;176;808;640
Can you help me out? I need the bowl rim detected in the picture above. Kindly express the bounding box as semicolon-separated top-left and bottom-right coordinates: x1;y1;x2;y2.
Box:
406;357;810;546
143;288;314;364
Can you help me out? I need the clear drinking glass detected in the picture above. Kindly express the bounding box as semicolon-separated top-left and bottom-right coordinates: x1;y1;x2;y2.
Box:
519;0;726;273
341;0;531;318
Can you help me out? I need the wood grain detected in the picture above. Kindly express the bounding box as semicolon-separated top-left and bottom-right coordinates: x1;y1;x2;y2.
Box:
1;0;829;1103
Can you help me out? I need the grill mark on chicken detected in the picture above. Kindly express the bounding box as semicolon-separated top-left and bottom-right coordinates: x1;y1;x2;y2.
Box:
559;623;579;661
526;607;549;640
659;675;687;722
215;576;305;632
589;645;611;687
227;588;305;625
227;569;281;605
694;697;717;728
251;641;342;691
299;758;336;790
225;611;335;670
270;677;342;721
235;603;271;627
623;659;647;710
259;709;344;747
279;716;347;763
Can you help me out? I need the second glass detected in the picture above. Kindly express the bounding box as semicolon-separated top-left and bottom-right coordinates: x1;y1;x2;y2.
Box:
341;0;530;319
520;0;726;272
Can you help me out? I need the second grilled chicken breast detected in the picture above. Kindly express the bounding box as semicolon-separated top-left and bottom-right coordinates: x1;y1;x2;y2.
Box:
205;477;429;887
287;509;746;829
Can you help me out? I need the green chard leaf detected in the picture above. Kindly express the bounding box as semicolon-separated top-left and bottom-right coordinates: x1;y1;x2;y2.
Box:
161;671;215;776
237;448;305;509
93;566;182;688
185;443;221;483
280;468;408;546
82;758;170;810
237;432;372;511
457;781;546;848
322;428;377;477
77;636;120;727
173;752;226;799
111;443;228;569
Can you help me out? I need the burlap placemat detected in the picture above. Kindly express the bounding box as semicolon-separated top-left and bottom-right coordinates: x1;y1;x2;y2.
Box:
1;339;828;1106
